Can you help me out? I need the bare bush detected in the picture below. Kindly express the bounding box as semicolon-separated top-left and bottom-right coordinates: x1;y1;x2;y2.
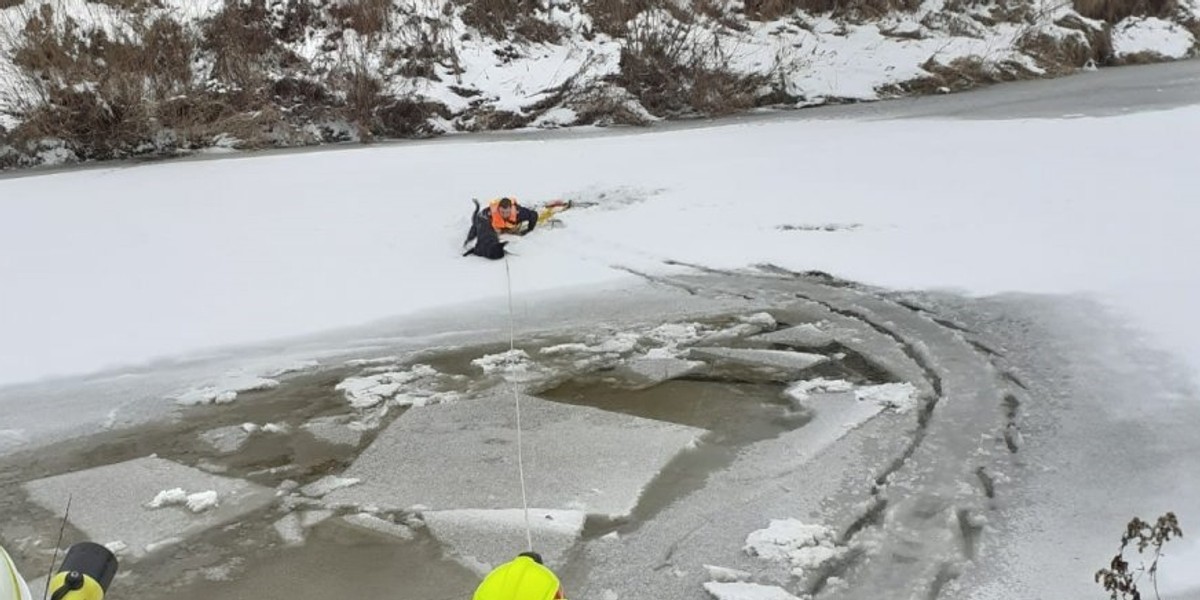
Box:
201;0;278;90
457;0;563;42
586;0;659;36
1018;30;1102;73
375;98;451;137
389;12;461;81
879;55;1035;96
569;86;653;125
614;14;764;117
6;5;190;158
745;0;921;20
330;0;392;36
1074;0;1176;23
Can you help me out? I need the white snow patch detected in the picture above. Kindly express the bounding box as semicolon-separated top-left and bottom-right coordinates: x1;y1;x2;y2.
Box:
1111;17;1195;59
185;490;220;513
785;378;857;404
147;488;188;508
745;519;848;577
855;382;920;413
703;581;804;600
147;488;220;513
739;312;777;329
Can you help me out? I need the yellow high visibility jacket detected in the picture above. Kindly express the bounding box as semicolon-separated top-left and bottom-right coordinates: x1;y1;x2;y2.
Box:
1;545;32;600
473;556;564;600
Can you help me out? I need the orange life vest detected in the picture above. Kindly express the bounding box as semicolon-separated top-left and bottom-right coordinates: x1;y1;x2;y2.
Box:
489;198;520;231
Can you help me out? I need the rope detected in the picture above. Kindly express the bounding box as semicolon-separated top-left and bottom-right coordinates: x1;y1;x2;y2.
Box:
504;256;534;553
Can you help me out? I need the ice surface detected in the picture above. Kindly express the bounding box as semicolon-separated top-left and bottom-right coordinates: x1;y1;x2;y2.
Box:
173;376;280;405
323;392;706;517
760;306;934;399
301;416;364;447
752;324;836;348
540;333;640;357
471;350;542;381
688;348;828;374
5;104;1200;398
703;582;803;600
340;513;416;541
423;509;585;572
300;475;360;498
299;510;333;528
617;356;705;389
854;382;919;413
785;379;856;404
704;565;752;583
198;425;252;454
274;513;305;546
23;457;274;559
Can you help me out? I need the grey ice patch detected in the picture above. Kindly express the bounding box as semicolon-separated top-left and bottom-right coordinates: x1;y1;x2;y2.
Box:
274;513;306;546
198;425;253;454
424;509;585;573
301;416;364;448
23;457;274;560
324;392;706;518
776;223;862;233
752;324;836;348
339;513;417;541
300;475;361;498
617;356;704;389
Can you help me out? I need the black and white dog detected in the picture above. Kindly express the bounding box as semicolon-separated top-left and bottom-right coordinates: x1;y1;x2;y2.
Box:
462;199;508;260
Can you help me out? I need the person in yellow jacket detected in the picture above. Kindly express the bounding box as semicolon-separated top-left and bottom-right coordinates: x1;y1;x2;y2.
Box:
473;552;566;600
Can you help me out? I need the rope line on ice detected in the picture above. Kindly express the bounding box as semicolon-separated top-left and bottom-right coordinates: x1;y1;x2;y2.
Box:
503;256;534;553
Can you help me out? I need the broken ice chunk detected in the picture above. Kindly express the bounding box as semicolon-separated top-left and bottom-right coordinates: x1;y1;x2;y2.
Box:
703;582;802;600
300;475;361;498
744;519;847;577
704;565;752;583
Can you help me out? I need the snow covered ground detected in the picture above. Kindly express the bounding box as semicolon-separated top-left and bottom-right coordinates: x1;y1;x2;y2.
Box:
1;64;1199;599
